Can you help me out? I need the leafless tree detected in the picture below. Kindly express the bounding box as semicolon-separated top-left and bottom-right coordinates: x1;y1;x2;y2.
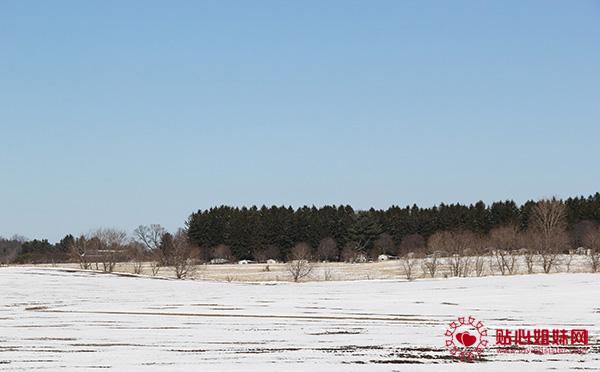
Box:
321;267;333;281
211;244;233;261
372;233;395;258
145;241;166;276
287;242;314;282
398;234;426;256
149;250;162;276
0;236;23;265
422;251;440;278
489;225;521;275
127;241;145;274
254;244;281;262
133;224;168;272
458;232;477;277
401;252;418;280
253;244;280;262
317;237;338;261
265;245;281;261
429;230;475;277
134;224;166;251
70;235;91;269
165;230;197;279
252;248;268;263
529;199;569;273
341;241;361;263
563;249;576;273
90;228;128;273
85;236;102;270
459;255;473;277
469;234;489;277
572;220;597;248
473;253;486;277
522;242;537;274
473;256;485;276
11;234;27;243
583;225;600;272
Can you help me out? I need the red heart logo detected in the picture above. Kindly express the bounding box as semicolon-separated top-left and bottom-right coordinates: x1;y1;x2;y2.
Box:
456;332;477;347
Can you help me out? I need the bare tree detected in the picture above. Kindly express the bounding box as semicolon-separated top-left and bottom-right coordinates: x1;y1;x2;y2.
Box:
173;240;196;279
146;247;164;276
264;245;281;261
489;225;521;275
469;234;488;277
429;230;475;277
463;234;490;277
134;224;166;251
522;240;537;274
211;244;233;261
253;245;281;263
160;230;197;279
86;236;102;270
401;252;418;280
372;233;395;258
529;199;569;273
583;225;600;272
70;235;91;269
133;224;168;273
127;241;145;274
252;248;267;263
90;228;128;273
572;220;597;248
287;242;314;282
317;237;338;262
398;234;426;256
474;255;486;277
563;250;576;272
10;234;27;243
422;251;440;278
0;236;23;265
321;267;333;281
341;241;361;263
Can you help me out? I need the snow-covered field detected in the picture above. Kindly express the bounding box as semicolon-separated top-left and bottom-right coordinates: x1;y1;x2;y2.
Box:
31;253;595;282
1;267;598;371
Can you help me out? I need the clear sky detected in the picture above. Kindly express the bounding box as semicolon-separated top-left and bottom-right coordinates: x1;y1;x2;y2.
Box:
1;1;599;242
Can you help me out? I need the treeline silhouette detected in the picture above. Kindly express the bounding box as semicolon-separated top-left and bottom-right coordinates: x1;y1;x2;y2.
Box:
186;193;600;260
2;192;600;265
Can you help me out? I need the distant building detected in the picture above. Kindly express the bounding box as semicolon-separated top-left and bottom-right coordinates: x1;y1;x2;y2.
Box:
378;254;399;261
210;258;229;264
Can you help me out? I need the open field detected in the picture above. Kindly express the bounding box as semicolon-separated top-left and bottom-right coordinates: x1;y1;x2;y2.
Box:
0;267;598;371
29;253;596;282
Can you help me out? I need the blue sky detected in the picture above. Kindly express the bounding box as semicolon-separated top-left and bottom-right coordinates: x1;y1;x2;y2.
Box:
1;1;599;242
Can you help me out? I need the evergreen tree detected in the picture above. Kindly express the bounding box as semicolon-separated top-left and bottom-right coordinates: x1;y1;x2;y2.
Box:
346;212;382;253
185;192;600;262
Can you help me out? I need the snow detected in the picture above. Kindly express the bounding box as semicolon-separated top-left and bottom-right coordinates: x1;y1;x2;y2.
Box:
33;253;595;282
0;267;598;371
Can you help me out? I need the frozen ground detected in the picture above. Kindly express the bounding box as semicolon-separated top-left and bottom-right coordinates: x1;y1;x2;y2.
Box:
0;267;598;371
31;253;595;282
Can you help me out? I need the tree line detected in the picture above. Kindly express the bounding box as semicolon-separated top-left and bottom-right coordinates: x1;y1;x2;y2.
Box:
1;193;600;278
186;193;600;261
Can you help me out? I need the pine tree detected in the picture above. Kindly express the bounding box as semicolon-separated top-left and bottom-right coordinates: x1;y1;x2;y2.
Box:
346;212;382;253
